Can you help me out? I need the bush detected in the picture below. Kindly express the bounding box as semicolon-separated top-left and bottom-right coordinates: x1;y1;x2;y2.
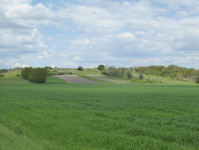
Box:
139;73;144;80
148;80;155;83
21;68;47;83
0;69;9;73
131;78;138;83
45;66;53;69
77;66;83;71
97;65;105;70
196;76;199;84
28;68;47;83
16;74;20;77
102;70;109;75
21;67;32;79
126;70;133;79
0;74;4;77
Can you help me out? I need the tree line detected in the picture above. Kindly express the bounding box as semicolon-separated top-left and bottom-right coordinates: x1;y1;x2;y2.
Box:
99;64;199;83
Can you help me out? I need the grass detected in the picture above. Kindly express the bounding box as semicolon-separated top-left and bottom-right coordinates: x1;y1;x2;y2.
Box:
0;68;30;84
1;75;199;149
51;68;103;76
132;71;196;85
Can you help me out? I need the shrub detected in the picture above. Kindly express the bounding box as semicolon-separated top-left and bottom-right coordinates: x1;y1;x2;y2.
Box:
196;76;199;84
97;65;105;70
16;74;20;77
148;80;155;83
131;78;138;83
21;68;47;83
45;66;53;69
21;67;32;79
102;70;109;75
28;68;47;83
126;70;133;79
0;74;4;77
0;69;9;73
77;66;83;71
139;73;144;80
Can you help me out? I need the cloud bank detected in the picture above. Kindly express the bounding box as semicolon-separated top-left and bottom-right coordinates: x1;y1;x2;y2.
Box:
0;0;199;68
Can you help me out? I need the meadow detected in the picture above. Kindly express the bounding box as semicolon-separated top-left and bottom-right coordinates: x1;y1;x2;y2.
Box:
1;73;199;149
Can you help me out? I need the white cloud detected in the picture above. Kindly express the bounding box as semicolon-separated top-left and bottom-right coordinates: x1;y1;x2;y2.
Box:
51;65;56;68
37;52;53;60
12;62;30;68
1;0;199;69
5;3;60;24
37;56;43;60
21;64;30;68
73;56;81;61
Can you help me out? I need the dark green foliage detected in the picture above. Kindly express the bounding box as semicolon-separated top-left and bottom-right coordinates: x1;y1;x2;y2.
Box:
102;70;109;75
21;67;47;83
0;74;4;77
28;68;47;83
196;76;199;84
45;66;53;69
135;65;199;82
0;68;9;73
77;66;83;71
139;73;144;79
101;66;127;79
97;65;105;70
131;78;157;83
21;67;32;79
16;74;20;77
126;70;133;79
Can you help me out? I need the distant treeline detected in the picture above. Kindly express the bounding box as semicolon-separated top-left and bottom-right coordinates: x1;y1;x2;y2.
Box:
0;68;12;73
101;65;199;83
134;65;199;82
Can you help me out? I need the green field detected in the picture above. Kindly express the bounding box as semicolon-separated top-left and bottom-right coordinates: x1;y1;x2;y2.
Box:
1;69;199;149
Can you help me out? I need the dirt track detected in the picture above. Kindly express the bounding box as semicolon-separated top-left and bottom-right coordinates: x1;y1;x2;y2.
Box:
55;75;100;84
86;75;127;83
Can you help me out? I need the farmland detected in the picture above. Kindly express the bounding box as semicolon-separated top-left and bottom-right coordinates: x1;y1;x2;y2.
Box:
0;70;199;149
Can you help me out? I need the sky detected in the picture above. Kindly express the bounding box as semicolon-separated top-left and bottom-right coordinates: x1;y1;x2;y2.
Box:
0;0;199;69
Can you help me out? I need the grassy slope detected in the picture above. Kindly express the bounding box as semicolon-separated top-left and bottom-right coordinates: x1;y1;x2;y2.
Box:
1;76;199;149
54;68;196;84
59;68;103;76
0;68;30;84
0;68;196;85
106;71;196;85
133;71;195;85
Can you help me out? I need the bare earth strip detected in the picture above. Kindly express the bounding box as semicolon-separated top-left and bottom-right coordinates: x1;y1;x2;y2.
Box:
54;75;100;84
86;75;128;84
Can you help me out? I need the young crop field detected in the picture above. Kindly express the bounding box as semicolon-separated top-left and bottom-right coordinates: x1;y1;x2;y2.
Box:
0;76;199;150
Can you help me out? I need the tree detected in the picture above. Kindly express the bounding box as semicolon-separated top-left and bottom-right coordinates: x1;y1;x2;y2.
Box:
139;73;144;80
77;66;83;71
97;65;105;70
126;70;133;79
196;76;199;84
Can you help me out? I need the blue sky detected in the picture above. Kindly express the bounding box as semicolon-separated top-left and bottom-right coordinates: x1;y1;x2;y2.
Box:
0;0;199;69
